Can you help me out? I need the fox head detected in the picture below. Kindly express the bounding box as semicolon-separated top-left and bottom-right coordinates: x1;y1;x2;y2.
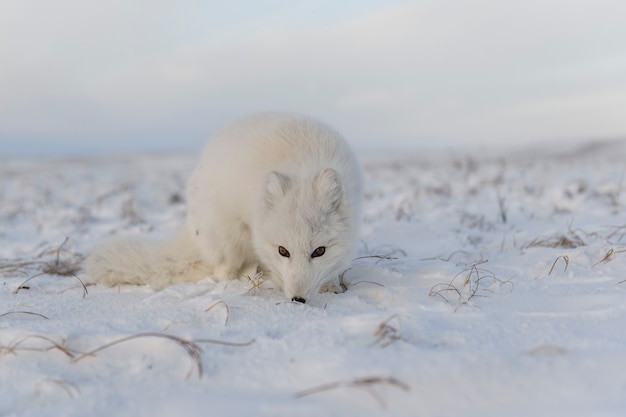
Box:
253;168;355;303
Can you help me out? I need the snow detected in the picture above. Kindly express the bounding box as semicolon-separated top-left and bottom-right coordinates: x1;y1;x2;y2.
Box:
2;141;626;417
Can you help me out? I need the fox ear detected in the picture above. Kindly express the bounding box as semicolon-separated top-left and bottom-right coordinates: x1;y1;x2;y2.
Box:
264;171;292;209
315;168;343;212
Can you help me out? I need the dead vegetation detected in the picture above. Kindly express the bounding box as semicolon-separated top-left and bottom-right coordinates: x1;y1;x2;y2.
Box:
0;311;49;320
607;224;626;244
525;231;585;249
369;315;402;348
37;378;82;399
0;334;79;358
0;332;255;380
205;300;230;326
429;261;513;310
245;272;265;295
1;237;87;297
548;255;570;275
72;333;205;378
355;254;399;263
356;242;407;264
545;247;626;275
593;248;626;267
295;375;410;408
497;190;507;224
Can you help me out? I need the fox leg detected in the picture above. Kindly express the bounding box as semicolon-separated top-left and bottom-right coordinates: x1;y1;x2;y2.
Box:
193;216;257;282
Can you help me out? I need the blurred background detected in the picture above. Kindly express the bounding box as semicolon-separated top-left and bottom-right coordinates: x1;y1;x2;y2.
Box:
1;0;625;156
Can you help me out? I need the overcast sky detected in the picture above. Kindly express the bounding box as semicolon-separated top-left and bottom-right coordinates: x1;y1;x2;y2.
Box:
1;0;625;155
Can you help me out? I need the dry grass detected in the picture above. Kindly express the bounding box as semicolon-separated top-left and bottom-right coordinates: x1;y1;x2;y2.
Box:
525;232;585;249
369;315;402;348
14;271;88;297
525;223;586;249
0;311;49;320
0;259;46;276
593;248;626;267
2;237;88;297
354;255;399;264
73;333;204;378
497;190;507;224
295;375;410;408
1;334;81;358
607;224;626;244
421;249;471;263
1;332;255;380
0;237;81;275
72;333;254;379
429;261;513;310
245;272;265;295
205;300;230;326
548;255;570;275
349;280;385;288
527;345;567;356
194;337;255;347
37;378;82;399
357;242;407;264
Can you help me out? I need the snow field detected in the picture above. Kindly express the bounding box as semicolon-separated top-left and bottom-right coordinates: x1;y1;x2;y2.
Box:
1;141;626;416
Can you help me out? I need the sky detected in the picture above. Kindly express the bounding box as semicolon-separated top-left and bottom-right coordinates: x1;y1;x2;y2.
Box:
1;0;626;155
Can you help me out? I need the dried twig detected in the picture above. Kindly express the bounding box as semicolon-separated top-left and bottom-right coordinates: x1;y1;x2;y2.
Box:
593;249;626;267
548;255;569;275
497;190;507;224
72;333;204;378
0;311;49;320
421;249;470;262
350;280;385;288
1;331;254;381
295;376;410;408
194;338;255;347
429;261;513;310
0;260;48;276
593;249;614;267
205;300;230;326
527;345;567;356
4;335;82;358
38;378;82;399
71;332;255;379
246;272;265;295
354;255;398;264
355;245;406;264
525;230;585;249
14;272;88;297
607;225;626;244
8;237;88;297
369;315;402;348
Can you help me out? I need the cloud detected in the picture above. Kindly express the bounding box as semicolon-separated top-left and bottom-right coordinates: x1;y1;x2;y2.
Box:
1;0;625;154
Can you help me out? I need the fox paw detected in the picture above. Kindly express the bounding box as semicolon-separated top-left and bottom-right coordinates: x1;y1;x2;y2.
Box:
320;280;346;294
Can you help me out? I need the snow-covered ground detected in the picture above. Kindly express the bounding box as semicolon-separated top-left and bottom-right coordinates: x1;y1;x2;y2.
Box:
1;141;626;417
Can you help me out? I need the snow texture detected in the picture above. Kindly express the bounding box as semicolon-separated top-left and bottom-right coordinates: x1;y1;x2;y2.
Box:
1;141;626;417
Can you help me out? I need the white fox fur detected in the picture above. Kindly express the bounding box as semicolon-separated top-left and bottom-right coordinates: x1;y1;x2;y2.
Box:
85;112;362;302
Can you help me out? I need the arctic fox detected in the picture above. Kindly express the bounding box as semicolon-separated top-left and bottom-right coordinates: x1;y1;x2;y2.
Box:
85;112;363;303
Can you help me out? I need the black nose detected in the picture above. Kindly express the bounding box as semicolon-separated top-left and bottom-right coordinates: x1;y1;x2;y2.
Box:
291;296;306;304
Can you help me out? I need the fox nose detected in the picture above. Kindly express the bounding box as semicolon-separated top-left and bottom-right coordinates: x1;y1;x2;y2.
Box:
291;296;306;304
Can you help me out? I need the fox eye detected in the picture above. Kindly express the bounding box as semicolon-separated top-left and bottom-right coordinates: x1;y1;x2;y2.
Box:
311;246;326;258
278;246;290;258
